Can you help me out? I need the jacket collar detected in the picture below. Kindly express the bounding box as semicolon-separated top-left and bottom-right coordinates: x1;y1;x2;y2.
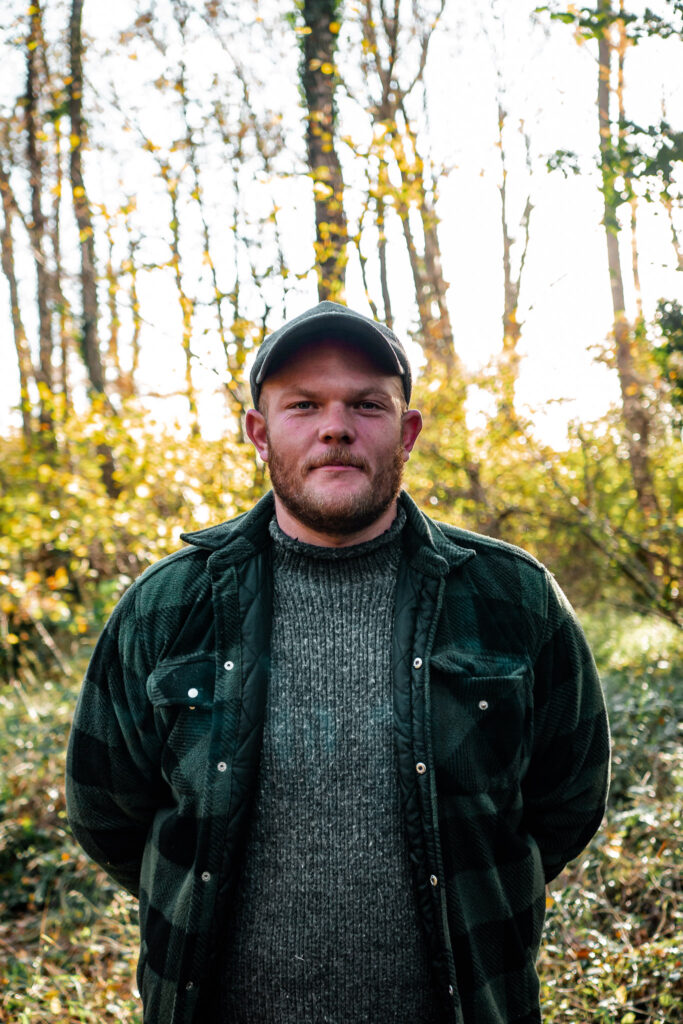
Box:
181;492;276;565
181;490;475;576
398;491;475;578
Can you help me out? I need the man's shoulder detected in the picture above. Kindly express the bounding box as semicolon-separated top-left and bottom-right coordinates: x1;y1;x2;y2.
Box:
136;543;208;586
128;493;276;603
432;517;546;574
114;545;211;629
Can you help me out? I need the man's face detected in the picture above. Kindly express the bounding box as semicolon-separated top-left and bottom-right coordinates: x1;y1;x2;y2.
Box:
245;338;422;545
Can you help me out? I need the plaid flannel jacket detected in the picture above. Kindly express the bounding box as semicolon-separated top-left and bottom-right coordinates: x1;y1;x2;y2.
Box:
66;491;610;1024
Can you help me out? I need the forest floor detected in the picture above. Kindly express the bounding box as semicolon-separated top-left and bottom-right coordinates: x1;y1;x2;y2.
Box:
1;611;681;1024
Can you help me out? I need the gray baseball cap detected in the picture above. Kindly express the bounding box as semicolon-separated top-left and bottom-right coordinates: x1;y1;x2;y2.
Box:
250;301;412;407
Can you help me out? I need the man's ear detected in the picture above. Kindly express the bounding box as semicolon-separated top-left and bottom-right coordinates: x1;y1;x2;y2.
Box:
245;409;269;462
401;409;422;461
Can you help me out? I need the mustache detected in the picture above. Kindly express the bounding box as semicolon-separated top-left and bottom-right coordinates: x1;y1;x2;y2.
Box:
306;450;368;472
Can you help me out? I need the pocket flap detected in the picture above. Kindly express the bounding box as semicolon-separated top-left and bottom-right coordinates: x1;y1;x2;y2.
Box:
430;648;530;683
146;655;215;708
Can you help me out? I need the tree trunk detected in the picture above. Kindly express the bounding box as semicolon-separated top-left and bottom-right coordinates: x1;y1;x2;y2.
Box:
597;7;659;521
69;0;107;397
25;4;55;440
301;0;348;301
400;109;457;372
104;218;123;397
68;0;120;498
160;158;199;437
0;163;34;439
498;104;532;421
47;109;72;415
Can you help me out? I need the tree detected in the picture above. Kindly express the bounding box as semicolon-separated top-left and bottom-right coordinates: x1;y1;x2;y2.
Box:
69;0;107;401
596;0;659;521
24;2;56;443
0;156;33;439
300;0;348;300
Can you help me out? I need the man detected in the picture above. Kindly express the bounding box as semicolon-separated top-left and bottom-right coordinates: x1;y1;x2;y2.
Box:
67;300;610;1024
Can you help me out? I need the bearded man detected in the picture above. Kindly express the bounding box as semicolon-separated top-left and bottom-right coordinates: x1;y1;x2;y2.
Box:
67;301;610;1024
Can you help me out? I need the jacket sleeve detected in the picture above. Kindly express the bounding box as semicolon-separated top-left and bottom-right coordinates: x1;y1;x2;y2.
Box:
66;585;168;896
521;572;610;882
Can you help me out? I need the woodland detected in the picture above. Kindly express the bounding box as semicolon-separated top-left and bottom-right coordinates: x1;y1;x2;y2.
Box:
0;0;682;1021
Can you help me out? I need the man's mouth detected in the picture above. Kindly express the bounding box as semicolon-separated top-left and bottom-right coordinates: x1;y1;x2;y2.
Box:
307;452;366;473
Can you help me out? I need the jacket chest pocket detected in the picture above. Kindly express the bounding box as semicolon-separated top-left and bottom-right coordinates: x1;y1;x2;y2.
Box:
146;655;215;790
429;650;532;795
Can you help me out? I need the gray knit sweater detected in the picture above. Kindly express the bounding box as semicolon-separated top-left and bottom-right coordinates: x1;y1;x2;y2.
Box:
214;510;439;1023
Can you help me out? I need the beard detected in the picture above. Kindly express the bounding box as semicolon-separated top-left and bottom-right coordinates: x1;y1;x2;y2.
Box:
266;436;405;537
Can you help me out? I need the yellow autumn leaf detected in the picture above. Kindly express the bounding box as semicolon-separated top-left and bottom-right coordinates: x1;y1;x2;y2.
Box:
25;570;41;589
47;566;69;590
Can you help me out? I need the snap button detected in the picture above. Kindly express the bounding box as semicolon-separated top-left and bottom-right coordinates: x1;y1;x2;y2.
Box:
187;687;199;699
413;657;423;669
430;874;438;887
201;871;211;882
185;981;194;990
448;984;454;997
217;761;227;772
223;660;234;671
416;762;427;775
478;700;489;711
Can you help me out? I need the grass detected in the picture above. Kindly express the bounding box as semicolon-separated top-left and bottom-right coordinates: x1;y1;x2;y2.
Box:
0;612;681;1023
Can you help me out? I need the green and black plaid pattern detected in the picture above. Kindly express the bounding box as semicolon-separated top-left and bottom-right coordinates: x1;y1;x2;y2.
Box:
66;491;609;1024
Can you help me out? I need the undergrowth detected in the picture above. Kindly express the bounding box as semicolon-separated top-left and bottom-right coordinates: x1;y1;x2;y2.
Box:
0;613;681;1023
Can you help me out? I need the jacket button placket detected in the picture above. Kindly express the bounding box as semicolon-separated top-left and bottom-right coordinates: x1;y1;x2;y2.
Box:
215;659;235;773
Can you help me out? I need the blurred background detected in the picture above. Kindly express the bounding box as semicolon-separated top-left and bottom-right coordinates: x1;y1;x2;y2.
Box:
0;1;681;1021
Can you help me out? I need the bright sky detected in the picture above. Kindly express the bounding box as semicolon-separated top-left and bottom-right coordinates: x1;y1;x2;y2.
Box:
1;0;682;446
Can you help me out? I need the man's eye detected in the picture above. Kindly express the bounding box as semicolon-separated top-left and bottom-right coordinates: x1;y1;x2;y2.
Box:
358;401;380;410
293;401;314;409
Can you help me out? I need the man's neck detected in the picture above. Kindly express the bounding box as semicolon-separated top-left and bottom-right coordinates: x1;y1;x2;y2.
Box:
272;496;398;548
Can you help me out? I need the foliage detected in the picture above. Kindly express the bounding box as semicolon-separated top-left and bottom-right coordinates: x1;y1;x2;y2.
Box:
408;372;682;625
0;658;142;1023
653;299;683;420
1;612;681;1022
539;1;683;41
0;400;266;679
539;617;683;1022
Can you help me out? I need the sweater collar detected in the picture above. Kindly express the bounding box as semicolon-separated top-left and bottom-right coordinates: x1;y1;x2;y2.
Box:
181;489;476;576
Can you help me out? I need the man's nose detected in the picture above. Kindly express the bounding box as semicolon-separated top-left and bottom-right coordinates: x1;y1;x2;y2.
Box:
318;403;355;443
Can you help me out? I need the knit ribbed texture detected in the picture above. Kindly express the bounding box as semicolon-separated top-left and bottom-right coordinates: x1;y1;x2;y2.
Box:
215;510;439;1023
